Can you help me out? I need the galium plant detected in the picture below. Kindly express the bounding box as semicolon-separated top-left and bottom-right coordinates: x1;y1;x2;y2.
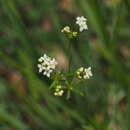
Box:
38;16;92;98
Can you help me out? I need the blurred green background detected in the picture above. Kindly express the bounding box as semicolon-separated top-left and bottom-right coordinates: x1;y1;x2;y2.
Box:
0;0;130;129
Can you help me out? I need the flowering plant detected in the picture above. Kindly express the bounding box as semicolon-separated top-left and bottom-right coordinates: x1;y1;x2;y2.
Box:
38;16;92;98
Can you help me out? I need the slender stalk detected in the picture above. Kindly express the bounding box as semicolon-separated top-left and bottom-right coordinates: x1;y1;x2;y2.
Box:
66;39;73;99
68;39;72;73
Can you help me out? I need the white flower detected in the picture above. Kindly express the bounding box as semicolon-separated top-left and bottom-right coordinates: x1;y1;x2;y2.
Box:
76;67;92;79
61;26;71;33
38;54;58;78
54;85;64;96
76;16;88;32
76;16;87;25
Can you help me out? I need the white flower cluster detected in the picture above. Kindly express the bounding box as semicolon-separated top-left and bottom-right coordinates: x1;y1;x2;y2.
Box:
38;54;58;77
54;85;64;96
76;67;92;79
61;16;88;36
76;16;88;32
61;26;71;33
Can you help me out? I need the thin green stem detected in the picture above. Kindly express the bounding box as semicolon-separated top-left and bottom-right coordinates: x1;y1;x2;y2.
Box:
68;39;72;73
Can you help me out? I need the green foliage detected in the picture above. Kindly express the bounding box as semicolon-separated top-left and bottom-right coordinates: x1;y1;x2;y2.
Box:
0;0;130;129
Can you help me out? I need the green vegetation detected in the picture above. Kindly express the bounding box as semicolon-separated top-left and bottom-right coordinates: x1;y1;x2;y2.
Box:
0;0;130;129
